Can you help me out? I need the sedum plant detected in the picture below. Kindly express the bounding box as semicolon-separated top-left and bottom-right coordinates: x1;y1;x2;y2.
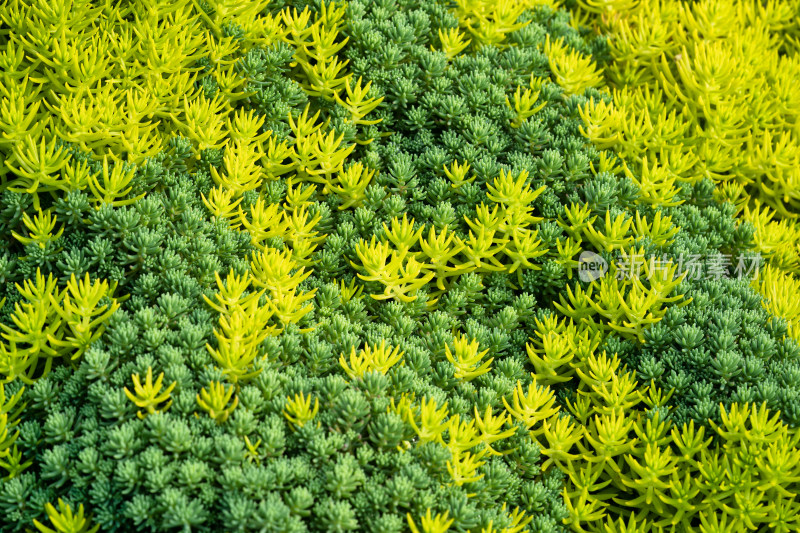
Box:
0;0;797;532
123;368;176;420
33;500;99;533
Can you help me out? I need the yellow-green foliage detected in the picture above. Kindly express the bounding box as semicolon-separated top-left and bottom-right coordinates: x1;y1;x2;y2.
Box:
327;162;376;210
452;0;562;49
196;381;238;424
577;0;800;211
33;499;99;533
544;36;604;96
287;104;355;186
233;192;324;266
123;367;176;420
388;390;522;491
526;315;600;385
745;207;800;342
434;27;472;59
335;76;385;128
575;0;800;223
474;406;517;457
386;390;539;525
553;202;687;342
352;234;436;303
572;0;800;379
87;156;144;207
445;333;493;381
339;340;405;378
0;270;119;384
506;84;546;128
503;342;800;532
205;101;357;266
449;1;602;95
408;505;533;533
284;1;349;101
478;506;535;533
0;383;27;478
10;208;64;248
351;168;550;302
0;0;282;207
203;269;295;387
404;396;449;446
756;264;800;343
448;448;487;486
283;392;320;429
350;164;688;344
407;509;455;533
193;2;387;418
443;160;475;189
744;202;800;273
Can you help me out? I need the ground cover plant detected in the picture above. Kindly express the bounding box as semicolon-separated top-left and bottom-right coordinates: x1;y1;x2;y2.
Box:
0;0;799;532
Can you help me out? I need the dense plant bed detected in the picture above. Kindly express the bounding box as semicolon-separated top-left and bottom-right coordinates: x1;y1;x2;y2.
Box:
0;1;798;532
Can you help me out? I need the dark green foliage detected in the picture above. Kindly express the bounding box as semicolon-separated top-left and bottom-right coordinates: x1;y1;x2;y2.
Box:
617;278;800;428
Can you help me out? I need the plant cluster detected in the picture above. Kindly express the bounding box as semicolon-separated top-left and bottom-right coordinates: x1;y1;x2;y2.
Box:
571;0;800;344
532;353;800;533
0;0;798;532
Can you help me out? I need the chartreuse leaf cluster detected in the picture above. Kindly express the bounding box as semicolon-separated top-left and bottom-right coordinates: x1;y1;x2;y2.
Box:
571;0;800;344
0;0;799;532
33;499;99;533
521;353;800;533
